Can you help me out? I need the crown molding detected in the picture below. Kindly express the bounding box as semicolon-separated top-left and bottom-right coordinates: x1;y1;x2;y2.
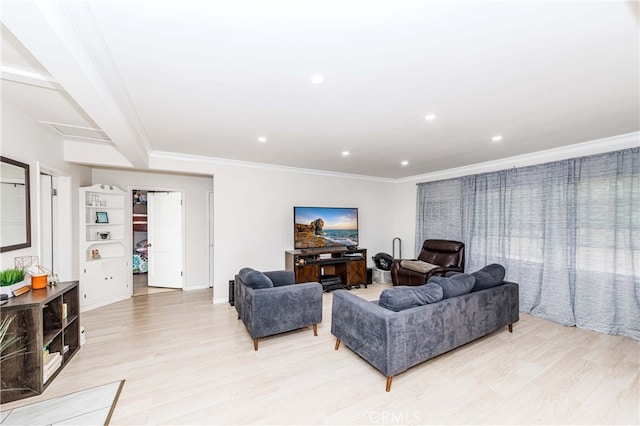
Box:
397;132;640;184
151;132;639;184
149;151;396;183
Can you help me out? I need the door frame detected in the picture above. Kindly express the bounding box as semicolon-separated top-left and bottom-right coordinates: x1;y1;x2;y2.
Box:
35;162;72;280
127;185;186;291
39;172;54;273
207;190;214;290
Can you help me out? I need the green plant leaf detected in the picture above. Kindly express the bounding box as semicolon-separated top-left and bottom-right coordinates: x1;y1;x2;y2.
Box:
0;269;26;287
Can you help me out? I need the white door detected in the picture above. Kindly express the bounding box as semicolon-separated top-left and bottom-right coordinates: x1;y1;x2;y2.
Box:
147;191;183;288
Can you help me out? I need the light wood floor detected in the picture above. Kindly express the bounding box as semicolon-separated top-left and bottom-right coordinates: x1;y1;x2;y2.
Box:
2;284;638;425
132;273;179;297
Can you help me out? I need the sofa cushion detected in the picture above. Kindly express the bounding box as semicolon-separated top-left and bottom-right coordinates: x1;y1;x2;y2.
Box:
399;260;439;274
428;273;475;299
378;283;444;312
471;264;505;291
239;268;274;289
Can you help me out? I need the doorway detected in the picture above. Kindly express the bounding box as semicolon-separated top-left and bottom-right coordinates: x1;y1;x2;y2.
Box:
40;173;54;273
131;188;185;296
36;163;72;281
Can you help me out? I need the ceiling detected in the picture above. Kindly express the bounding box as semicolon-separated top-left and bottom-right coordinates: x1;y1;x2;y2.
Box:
1;1;638;179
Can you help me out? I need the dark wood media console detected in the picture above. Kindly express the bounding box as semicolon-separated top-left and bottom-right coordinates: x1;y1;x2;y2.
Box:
0;281;80;403
285;248;367;289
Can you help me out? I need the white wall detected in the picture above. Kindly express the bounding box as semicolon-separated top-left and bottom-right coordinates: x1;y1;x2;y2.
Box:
149;156;397;303
91;169;213;290
1;101;91;277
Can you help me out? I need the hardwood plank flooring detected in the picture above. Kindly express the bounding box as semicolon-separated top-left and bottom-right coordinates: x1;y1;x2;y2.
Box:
2;283;638;425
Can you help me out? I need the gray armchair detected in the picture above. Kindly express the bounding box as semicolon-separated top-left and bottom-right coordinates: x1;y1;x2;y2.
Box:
234;268;323;350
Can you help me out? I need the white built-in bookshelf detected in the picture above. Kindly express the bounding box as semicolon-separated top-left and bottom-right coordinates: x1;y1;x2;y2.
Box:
79;184;131;311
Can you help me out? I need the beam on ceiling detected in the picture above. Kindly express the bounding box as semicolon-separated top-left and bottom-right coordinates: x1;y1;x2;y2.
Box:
1;1;150;168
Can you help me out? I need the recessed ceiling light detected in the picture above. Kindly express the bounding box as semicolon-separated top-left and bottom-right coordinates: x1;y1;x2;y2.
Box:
310;74;325;85
258;137;267;143
491;135;503;142
342;151;350;156
401;161;409;166
424;114;436;121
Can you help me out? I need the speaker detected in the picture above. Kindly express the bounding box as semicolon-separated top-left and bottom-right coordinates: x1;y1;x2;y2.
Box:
228;280;235;306
366;268;373;284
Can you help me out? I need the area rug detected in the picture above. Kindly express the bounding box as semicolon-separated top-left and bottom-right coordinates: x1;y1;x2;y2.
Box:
0;380;124;425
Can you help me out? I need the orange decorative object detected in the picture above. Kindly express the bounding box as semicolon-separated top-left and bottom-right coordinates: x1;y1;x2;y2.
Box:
31;274;48;289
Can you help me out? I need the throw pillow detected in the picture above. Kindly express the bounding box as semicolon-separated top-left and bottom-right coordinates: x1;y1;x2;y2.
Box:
378;283;444;312
400;260;439;274
471;264;506;291
239;268;274;289
428;273;475;299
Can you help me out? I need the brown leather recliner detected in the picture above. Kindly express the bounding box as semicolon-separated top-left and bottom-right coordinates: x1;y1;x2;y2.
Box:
390;239;465;286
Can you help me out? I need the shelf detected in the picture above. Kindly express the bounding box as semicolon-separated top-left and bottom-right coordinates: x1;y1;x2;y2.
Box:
84;205;122;210
85;256;125;262
62;315;78;329
43;329;62;347
306;258;350;265
80;184;130;313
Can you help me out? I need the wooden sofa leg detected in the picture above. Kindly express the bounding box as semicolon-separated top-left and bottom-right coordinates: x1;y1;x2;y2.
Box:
253;338;259;351
386;376;393;392
335;338;341;350
313;324;318;336
508;324;513;333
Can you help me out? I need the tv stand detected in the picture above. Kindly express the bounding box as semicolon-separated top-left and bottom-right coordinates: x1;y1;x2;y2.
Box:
285;247;367;289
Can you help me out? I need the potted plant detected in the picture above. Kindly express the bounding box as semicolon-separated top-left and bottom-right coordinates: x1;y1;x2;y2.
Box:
0;269;26;298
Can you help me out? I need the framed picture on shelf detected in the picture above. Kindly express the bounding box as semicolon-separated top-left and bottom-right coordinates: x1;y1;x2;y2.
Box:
96;211;109;223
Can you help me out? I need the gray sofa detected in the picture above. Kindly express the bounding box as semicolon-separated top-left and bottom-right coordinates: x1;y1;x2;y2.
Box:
235;268;323;350
331;264;519;391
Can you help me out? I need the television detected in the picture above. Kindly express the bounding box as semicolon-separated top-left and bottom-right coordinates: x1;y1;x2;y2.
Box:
294;206;359;250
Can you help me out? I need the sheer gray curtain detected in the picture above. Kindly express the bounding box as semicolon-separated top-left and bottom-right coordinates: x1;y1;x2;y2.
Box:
416;147;639;339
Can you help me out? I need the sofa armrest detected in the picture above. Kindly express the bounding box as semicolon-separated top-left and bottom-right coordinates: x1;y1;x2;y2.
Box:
244;282;323;338
331;290;404;376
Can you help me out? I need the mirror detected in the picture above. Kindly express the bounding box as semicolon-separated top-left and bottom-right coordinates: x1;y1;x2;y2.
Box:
1;156;31;252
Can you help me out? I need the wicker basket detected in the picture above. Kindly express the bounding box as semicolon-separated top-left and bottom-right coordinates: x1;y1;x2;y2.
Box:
372;268;392;284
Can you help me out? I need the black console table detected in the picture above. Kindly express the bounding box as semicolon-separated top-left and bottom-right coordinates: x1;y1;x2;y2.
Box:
285;248;367;289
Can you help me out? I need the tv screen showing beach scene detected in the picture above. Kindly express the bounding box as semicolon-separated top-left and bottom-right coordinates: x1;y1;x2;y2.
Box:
294;206;359;249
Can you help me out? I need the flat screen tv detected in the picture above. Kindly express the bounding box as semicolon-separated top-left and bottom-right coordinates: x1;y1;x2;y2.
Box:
294;206;358;250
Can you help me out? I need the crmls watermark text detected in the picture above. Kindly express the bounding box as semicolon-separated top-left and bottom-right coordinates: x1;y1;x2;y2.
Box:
368;410;421;424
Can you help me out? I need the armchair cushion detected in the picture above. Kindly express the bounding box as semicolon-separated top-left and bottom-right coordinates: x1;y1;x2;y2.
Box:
471;264;506;291
399;260;438;274
428;273;475;299
263;270;295;287
378;283;444;312
238;268;274;289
